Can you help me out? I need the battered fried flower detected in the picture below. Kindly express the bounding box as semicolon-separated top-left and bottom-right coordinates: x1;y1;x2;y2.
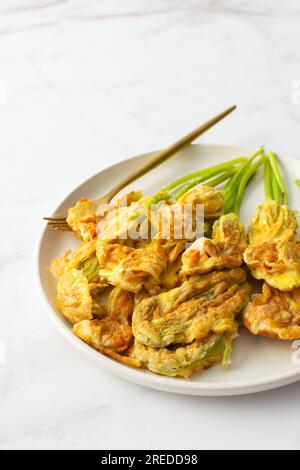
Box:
248;200;297;246
65;239;102;282
75;289;135;351
48;251;71;280
130;332;235;378
49;240;108;323
55;269;93;324
244;240;300;292
73;289;141;368
244;158;299;294
132;268;249;348
73;318;133;353
158;256;183;290
181;213;247;276
178;185;224;219
48;238;109;288
244;283;300;340
67;191;142;241
97;240;168;293
108;287;135;324
66;198;99;241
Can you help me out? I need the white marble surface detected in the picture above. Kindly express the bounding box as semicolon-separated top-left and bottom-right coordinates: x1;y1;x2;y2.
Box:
1;0;300;450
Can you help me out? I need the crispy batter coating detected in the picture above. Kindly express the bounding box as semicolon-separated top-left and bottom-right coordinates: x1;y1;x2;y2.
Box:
130;332;235;378
244;240;300;292
56;269;93;324
159;257;183;290
178;185;224;219
65;239;103;283
73;317;142;367
67;191;142;241
73;319;133;352
108;288;135;324
244;283;300;340
49;239;109;290
72;284;142;369
97;240;168;293
132;268;249;347
150;203;197;242
48;251;71;280
248;200;297;246
67;198;99;241
90;284;108;319
181;214;247;276
67;239;97;268
97;203;150;243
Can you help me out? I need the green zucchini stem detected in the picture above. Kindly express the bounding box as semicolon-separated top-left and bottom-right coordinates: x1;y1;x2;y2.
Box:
268;151;288;205
223;147;264;214
161;157;247;192
233;156;266;214
175;168;237;200
264;159;274;201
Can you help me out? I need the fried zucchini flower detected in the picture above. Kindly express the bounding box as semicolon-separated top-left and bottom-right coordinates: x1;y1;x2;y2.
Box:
96;240;168;293
49;239;104;284
244;240;300;292
178;185;224;219
67;191;142;241
73;287;141;368
130;332;236;378
73;319;133;353
55;269;94;324
244;283;300;340
66;198;99;241
244;153;300;292
108;287;135;325
54;268;108;324
181;214;247;276
48;239;109;323
132;268;249;348
243;152;300;340
248;200;297;246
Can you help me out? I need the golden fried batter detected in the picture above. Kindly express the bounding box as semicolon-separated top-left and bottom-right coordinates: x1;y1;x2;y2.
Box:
108;288;135;324
159;257;183;290
244;240;300;292
130;332;235;378
97;240;168;293
248;200;297;246
67;239;97;268
56;269;93;324
48;239;110;292
97;203;150;243
67;191;142;241
67;198;99;241
72;284;142;368
48;251;71;280
73;318;142;367
181;214;247;276
132;268;249;348
244;283;300;340
90;284;108;319
73;318;133;352
178;185;224;219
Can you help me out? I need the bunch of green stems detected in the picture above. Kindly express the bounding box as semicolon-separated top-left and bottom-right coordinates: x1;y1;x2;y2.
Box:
264;151;288;205
146;157;247;208
223;147;266;214
147;147;266;215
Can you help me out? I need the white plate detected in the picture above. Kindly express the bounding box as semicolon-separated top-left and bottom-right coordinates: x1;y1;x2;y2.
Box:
35;144;300;396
